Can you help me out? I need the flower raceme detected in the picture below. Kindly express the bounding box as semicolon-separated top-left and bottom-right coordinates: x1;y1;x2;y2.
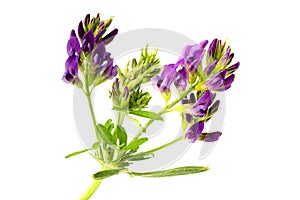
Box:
151;39;239;142
62;13;118;89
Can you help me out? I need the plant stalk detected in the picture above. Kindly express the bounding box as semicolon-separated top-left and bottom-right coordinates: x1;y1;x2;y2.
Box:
133;87;194;140
79;180;102;200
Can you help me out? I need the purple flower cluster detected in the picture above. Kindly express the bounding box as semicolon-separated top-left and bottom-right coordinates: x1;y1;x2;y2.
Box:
62;14;118;87
152;38;239;143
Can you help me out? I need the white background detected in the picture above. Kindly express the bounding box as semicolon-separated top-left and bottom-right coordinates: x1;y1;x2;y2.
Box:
1;0;300;199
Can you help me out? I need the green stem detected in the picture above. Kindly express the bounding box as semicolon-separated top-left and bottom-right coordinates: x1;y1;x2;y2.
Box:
133;87;194;140
79;180;102;200
81;75;103;200
84;75;98;139
143;136;183;154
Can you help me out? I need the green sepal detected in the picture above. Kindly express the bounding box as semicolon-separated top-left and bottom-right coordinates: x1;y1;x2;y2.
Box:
130;166;209;178
129;110;163;121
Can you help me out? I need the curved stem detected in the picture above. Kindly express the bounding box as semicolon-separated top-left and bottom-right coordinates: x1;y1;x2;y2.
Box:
133;87;194;140
79;180;102;200
143;136;183;154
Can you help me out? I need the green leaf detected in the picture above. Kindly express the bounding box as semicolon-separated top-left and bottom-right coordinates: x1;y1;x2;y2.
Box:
96;124;116;145
128;116;143;128
104;119;115;133
115;125;128;147
125;152;154;161
65;149;89;159
122;138;148;151
93;169;120;180
130;166;209;178
129;110;163;121
92;142;100;149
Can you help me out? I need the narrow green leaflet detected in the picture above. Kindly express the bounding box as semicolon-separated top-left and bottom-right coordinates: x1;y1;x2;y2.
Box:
96;124;116;145
93;169;121;180
129;110;163;121
115;125;127;147
130;166;210;178
122;138;148;151
104;119;115;133
65;149;89;159
128;116;143;129
125;152;154;161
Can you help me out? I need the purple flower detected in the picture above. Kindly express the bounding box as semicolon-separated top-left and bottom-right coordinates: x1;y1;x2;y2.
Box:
62;56;79;84
186;90;213;117
67;31;80;57
174;66;188;91
181;40;208;73
92;42;118;85
63;32;81;85
152;64;177;94
82;30;95;53
198;131;222;142
185;121;205;143
205;69;235;91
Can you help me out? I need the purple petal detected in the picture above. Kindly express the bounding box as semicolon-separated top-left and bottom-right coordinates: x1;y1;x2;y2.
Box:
199;40;209;48
205;70;227;91
67;36;80;57
203;131;222;142
204;60;218;76
70;30;76;37
208;39;217;57
174;67;188;91
227;62;240;75
102;29;118;44
185;114;192;123
160;64;177;93
189;90;213;117
185;121;205;143
222;74;235;91
63;56;79;83
152;75;162;90
93;42;107;65
78;21;84;39
181;45;193;58
84;14;90;27
82;30;95;53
